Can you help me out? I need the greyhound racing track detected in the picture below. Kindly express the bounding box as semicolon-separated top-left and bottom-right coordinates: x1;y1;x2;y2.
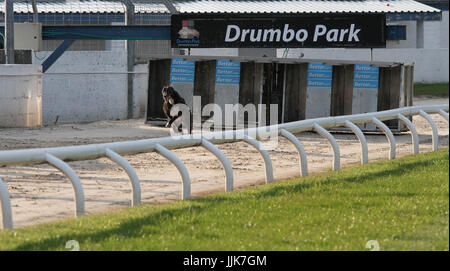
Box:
0;99;448;228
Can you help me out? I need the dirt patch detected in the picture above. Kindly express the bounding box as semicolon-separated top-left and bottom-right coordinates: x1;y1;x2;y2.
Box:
0;98;448;229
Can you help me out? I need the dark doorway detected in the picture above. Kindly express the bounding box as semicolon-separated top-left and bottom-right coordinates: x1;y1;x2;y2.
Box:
261;63;284;125
146;59;171;122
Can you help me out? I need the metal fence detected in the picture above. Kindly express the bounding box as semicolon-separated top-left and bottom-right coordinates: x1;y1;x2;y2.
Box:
0;104;449;229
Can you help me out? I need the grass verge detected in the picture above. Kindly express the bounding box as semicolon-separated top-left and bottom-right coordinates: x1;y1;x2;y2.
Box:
414;83;449;97
0;150;448;251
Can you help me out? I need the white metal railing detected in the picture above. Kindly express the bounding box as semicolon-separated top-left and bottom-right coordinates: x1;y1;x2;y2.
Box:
0;104;448;229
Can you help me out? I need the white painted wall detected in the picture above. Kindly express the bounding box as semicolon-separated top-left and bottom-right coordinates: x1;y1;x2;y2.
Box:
373;48;449;83
133;63;148;119
0;65;42;127
424;20;441;49
422;11;449;49
33;51;129;124
440;11;449;49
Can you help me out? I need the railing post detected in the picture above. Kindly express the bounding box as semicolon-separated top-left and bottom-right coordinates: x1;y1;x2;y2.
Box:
439;109;449;122
344;120;369;164
313;123;340;171
45;153;85;217
280;129;308;176
242;136;274;183
155;144;191;200
201;139;234;192
0;177;13;229
371;117;396;160
105;148;141;206
418;110;439;151
397;114;419;154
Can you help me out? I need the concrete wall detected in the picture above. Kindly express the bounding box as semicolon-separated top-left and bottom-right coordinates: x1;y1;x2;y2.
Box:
0;65;42;127
423;11;449;49
133;63;149;119
33;51;129;124
284;48;449;83
440;11;449;49
424;20;441;49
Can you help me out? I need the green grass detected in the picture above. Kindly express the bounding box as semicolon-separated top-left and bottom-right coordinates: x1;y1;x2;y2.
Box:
414;83;449;97
0;150;448;251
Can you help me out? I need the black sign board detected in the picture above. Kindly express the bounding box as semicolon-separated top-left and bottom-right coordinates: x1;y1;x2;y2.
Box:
171;13;386;48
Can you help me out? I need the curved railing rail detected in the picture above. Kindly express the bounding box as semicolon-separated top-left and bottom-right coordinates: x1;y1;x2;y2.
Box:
0;104;448;229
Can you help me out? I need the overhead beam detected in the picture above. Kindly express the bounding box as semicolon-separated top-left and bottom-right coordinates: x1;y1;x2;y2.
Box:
2;25;406;42
387;12;442;21
42;25;171;40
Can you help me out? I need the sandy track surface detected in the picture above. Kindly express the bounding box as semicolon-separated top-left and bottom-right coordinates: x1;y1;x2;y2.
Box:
0;97;448;229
